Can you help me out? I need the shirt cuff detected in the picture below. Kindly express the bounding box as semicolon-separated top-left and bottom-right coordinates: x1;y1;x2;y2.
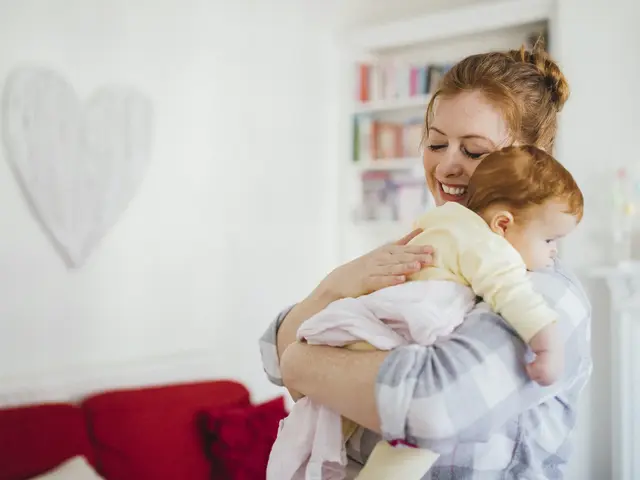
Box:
258;305;295;387
375;344;426;443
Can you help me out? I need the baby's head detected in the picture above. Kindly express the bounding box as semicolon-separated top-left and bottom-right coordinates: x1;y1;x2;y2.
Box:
466;145;583;270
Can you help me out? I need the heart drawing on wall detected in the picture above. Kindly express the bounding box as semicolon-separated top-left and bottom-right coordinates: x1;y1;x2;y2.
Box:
2;66;154;268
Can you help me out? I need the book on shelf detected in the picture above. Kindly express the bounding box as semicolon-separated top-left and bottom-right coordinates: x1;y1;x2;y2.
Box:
357;170;432;223
403;119;423;158
353;116;424;162
355;61;452;104
373;122;403;159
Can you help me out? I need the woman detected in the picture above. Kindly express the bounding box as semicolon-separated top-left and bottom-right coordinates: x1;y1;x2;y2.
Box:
260;44;592;479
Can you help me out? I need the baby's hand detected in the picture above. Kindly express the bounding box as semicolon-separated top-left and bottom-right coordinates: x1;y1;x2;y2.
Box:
526;323;563;386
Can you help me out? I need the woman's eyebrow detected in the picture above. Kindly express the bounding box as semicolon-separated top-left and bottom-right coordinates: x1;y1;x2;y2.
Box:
430;126;495;147
462;134;496;147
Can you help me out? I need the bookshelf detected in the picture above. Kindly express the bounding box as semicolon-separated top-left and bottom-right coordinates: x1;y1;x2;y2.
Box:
337;0;558;263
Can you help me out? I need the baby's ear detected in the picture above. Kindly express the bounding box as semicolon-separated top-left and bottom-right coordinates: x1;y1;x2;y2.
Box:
489;210;514;236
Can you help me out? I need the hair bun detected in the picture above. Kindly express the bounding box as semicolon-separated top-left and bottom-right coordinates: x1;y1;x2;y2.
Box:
518;42;570;111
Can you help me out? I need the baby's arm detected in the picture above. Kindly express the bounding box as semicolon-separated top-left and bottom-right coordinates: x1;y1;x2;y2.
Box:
459;237;562;386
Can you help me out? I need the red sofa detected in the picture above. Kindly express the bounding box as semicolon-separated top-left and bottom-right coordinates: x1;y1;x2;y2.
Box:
0;380;254;480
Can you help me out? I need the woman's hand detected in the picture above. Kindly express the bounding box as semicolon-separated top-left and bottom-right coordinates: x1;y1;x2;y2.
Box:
317;228;434;300
275;228;434;387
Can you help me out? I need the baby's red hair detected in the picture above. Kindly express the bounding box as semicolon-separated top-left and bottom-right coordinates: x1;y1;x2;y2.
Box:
466;145;583;221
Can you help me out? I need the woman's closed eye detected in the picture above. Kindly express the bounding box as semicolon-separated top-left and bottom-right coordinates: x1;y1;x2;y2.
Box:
427;143;487;160
462;146;487;159
427;144;446;152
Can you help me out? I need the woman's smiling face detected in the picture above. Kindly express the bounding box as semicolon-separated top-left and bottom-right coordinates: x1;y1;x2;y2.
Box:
423;90;512;206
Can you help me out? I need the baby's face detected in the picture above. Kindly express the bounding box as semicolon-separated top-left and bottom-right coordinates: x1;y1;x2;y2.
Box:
504;201;578;270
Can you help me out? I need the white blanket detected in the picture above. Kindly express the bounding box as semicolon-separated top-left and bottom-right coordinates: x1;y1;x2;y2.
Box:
267;280;476;480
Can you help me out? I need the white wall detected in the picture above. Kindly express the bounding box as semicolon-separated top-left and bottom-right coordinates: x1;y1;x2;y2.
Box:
0;0;341;402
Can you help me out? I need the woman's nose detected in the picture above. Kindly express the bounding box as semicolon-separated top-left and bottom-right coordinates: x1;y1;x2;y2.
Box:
436;152;464;177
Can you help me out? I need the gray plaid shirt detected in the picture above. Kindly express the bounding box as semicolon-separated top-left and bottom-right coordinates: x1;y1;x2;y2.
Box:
259;260;592;479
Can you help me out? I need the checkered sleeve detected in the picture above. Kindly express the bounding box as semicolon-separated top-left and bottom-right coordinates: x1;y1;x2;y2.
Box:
258;305;295;387
375;259;592;454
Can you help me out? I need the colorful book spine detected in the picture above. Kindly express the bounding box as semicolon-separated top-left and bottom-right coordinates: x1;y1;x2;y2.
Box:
410;67;418;96
358;64;370;102
355;61;453;104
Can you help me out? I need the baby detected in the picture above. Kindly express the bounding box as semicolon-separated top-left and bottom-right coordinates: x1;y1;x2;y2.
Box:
408;144;583;385
267;145;584;480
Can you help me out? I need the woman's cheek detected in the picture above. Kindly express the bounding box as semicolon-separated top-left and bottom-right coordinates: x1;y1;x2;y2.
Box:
422;159;438;197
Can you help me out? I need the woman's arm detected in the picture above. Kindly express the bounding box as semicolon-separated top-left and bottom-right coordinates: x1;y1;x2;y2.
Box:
259;229;433;389
276;287;340;361
281;260;592;453
281;342;386;431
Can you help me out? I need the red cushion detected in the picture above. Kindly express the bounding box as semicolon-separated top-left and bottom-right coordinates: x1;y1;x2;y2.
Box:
197;396;288;480
0;403;93;480
82;380;250;480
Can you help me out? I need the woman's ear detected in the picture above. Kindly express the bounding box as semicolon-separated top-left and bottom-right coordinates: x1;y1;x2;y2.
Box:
489;210;514;236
